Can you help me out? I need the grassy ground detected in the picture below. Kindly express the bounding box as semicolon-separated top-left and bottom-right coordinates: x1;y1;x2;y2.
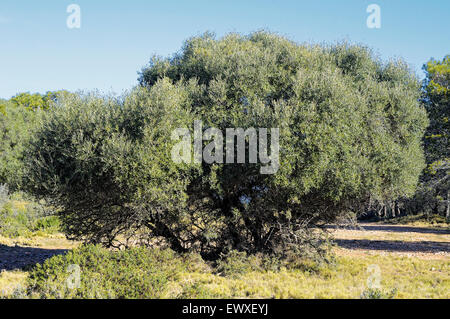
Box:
0;222;448;299
0;234;78;297
167;254;448;298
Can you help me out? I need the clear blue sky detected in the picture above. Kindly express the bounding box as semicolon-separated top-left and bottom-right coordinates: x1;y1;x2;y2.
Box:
0;0;449;99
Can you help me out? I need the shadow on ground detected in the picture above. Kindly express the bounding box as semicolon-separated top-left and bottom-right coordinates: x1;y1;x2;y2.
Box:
326;224;450;235
334;239;450;253
0;244;68;271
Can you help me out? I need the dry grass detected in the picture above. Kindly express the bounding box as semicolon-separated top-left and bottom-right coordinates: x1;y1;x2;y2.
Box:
167;254;449;298
0;270;27;297
0;221;449;299
0;233;79;249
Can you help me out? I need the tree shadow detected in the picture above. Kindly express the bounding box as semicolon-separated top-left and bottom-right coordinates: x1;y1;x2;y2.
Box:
0;244;68;271
326;224;450;235
334;239;450;254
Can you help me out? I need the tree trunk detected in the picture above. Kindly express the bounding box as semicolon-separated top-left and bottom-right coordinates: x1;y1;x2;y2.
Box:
146;219;187;254
377;207;383;218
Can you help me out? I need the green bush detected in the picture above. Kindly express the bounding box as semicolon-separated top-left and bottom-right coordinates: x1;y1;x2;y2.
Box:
24;32;429;258
0;91;67;190
26;245;188;299
215;251;256;276
0;186;59;238
33;216;60;234
0;203;33;238
360;288;398;299
0;199;38;238
0;100;45;190
214;249;329;276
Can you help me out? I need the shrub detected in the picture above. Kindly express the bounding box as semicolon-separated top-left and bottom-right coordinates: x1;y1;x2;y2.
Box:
0;102;39;190
215;250;256;276
24;32;428;258
214;249;330;276
26;245;187;299
360;288;398;299
34;216;61;234
0;187;59;238
0;91;67;190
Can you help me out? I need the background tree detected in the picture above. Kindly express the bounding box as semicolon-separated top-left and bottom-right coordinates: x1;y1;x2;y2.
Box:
10;91;65;111
0;91;64;190
24;32;429;258
422;56;449;219
0;99;33;189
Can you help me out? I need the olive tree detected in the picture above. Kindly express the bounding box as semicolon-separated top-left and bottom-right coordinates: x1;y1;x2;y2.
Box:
24;32;428;258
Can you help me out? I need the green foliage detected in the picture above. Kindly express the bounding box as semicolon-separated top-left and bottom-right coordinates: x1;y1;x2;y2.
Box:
393;56;450;220
0;101;6;116
214;249;333;277
10;91;67;111
423;56;449;168
360;288;398;299
24;245;332;299
0;101;39;189
26;245;187;299
23;86;197;248
421;56;449;217
0;186;58;238
382;213;449;227
25;32;428;257
0;91;65;190
34;216;60;234
215;251;257;276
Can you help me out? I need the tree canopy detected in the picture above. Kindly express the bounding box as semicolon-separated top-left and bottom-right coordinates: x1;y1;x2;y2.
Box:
24;32;429;257
0;91;67;189
422;56;450;217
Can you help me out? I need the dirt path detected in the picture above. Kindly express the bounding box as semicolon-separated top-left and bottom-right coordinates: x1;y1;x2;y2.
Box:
330;223;450;260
